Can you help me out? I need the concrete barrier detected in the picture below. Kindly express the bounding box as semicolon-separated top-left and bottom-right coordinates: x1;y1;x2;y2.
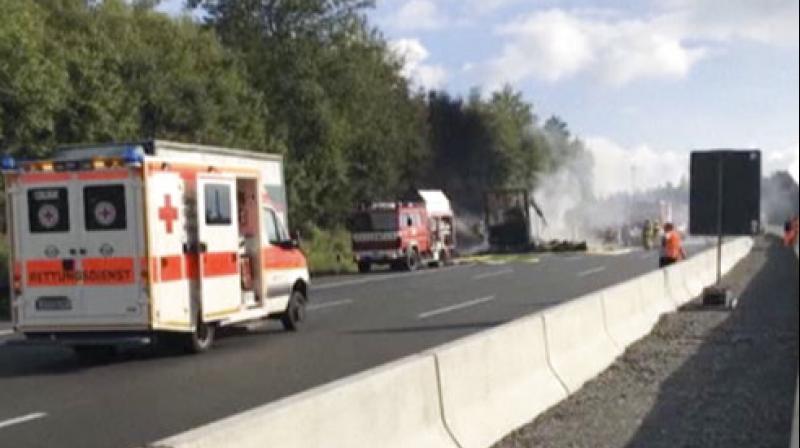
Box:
637;269;675;323
601;279;654;349
664;263;692;306
152;238;757;448
151;355;458;448
542;293;621;393
433;314;568;448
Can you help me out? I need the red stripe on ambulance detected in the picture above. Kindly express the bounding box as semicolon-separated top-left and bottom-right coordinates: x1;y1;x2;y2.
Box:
81;258;135;285
25;258;135;287
158;255;184;282
19;172;72;184
76;170;129;181
202;252;239;277
262;246;307;270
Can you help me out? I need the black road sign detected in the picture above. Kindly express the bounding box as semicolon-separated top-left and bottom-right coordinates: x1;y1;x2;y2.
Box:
690;150;761;236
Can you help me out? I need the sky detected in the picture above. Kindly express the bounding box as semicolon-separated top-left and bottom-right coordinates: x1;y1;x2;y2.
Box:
158;0;799;196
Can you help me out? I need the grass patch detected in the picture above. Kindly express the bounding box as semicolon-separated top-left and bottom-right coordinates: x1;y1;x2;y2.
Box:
301;226;356;276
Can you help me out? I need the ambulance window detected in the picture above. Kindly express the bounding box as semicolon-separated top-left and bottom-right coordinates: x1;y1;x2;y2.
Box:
263;208;279;244
84;185;127;231
204;184;232;225
275;214;289;241
27;187;70;233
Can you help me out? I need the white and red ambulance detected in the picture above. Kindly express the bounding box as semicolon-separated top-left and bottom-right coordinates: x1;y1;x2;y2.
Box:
1;140;309;353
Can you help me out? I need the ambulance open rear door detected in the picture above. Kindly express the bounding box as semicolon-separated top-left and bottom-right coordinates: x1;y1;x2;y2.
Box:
195;174;241;321
146;171;192;331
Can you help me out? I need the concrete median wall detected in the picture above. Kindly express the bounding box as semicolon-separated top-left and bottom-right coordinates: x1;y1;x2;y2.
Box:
542;293;622;393
432;314;568;448
151;355;459;448
151;237;753;448
602;279;658;349
637;269;675;321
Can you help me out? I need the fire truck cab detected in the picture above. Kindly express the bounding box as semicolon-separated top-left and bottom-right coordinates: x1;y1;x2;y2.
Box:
350;190;455;273
1;140;309;354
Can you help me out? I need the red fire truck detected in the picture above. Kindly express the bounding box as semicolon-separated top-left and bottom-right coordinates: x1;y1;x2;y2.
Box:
350;190;455;273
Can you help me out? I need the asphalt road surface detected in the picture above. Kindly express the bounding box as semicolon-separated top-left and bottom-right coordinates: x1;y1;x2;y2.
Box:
0;242;710;448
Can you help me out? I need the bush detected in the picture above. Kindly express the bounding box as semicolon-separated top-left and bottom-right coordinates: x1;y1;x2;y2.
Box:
301;226;356;276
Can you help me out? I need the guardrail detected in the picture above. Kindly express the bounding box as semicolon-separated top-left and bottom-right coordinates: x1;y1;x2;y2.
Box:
149;237;754;448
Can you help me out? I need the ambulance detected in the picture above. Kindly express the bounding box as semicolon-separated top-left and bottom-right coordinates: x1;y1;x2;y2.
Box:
1;140;309;354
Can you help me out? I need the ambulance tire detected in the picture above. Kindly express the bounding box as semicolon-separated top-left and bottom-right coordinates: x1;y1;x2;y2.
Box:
357;261;372;274
184;314;215;354
281;290;307;332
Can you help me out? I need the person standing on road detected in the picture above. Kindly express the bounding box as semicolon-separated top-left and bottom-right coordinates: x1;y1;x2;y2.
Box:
659;222;686;268
783;219;794;246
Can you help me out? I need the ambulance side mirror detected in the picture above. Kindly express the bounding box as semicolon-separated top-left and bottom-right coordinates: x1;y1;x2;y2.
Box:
278;230;301;250
290;229;301;243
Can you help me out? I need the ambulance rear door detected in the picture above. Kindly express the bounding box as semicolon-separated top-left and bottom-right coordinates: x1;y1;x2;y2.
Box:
145;171;193;330
195;174;241;320
14;170;146;329
77;172;146;326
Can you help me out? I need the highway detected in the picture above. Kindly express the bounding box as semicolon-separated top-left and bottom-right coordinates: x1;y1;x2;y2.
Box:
0;242;708;448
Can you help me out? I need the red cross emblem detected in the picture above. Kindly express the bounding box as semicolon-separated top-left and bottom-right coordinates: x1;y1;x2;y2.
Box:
158;194;179;234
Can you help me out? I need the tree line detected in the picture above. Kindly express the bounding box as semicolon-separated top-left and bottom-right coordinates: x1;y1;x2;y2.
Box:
0;0;592;231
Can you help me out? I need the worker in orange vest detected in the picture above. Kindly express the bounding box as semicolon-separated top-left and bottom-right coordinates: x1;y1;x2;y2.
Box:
785;216;799;247
659;222;686;268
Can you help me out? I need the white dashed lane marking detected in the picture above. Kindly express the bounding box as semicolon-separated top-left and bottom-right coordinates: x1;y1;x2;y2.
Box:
577;266;607;277
0;413;48;430
418;296;496;319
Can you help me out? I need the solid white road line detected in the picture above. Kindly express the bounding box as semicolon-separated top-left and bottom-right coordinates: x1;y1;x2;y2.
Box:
472;268;514;280
307;299;354;311
0;413;47;430
312;266;460;291
418;296;495;320
0;329;13;337
578;266;607;277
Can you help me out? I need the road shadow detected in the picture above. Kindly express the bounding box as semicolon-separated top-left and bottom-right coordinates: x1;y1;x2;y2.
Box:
625;238;799;448
0;323;285;378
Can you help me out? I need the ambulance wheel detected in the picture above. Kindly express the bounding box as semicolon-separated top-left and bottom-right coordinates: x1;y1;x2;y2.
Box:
357;261;372;273
185;315;215;353
281;290;307;332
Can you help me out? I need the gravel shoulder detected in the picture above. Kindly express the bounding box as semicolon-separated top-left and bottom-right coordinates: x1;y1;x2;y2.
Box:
494;236;799;448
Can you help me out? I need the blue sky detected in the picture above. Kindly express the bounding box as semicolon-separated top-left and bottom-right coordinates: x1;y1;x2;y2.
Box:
158;0;798;194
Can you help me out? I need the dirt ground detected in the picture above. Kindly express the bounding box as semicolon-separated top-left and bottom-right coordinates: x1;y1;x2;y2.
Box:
494;237;799;448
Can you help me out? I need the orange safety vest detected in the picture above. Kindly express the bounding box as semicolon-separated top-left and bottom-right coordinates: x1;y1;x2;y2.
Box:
661;231;683;260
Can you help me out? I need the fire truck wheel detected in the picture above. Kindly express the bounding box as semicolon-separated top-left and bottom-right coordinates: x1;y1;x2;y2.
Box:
184;315;215;354
281;290;307;332
404;249;420;271
438;249;450;267
357;261;372;273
